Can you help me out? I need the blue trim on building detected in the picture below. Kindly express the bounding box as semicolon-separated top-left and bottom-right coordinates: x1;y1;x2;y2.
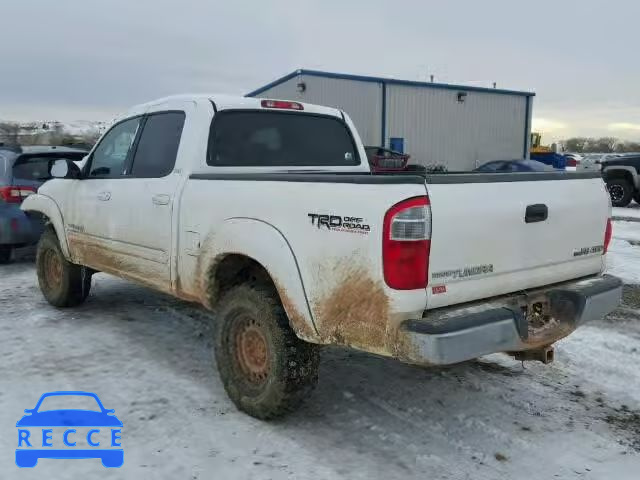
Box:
246;69;535;98
380;83;387;147
523;96;531;159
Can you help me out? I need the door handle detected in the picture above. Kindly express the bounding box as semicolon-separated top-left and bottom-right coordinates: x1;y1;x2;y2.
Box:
152;194;170;206
525;204;548;223
97;191;111;201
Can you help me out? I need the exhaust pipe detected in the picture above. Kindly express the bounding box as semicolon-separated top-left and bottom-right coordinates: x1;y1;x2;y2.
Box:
513;346;554;364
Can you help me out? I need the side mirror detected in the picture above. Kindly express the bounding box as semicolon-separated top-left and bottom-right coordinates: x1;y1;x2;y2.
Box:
23;409;33;414
51;159;80;179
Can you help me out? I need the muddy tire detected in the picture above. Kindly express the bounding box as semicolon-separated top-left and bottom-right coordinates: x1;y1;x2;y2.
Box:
0;246;12;264
36;228;91;307
214;284;320;419
606;178;633;207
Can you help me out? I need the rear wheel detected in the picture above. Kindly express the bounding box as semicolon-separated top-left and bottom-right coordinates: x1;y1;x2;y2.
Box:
606;178;633;207
214;284;320;419
36;229;91;307
0;246;12;264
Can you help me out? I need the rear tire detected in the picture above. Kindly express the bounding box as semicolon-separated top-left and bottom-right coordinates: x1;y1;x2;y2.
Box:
606;178;633;207
633;191;640;205
0;246;12;264
36;229;91;307
214;284;320;419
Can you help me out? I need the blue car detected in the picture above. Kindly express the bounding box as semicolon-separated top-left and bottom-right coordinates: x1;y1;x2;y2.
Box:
16;391;123;468
0;146;87;263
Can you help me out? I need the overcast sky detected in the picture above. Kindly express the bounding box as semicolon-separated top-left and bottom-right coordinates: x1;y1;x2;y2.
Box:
1;0;638;141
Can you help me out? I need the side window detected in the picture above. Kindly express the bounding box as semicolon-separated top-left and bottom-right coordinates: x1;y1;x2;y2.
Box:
130;112;185;178
88;117;141;177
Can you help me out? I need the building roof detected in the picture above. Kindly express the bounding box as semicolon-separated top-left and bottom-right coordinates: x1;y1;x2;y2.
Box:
247;69;535;98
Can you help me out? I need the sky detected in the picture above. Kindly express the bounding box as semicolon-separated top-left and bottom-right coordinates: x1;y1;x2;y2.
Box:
0;0;638;142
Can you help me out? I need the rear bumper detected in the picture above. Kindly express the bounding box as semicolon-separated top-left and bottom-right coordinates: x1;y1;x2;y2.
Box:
0;207;44;246
398;274;622;365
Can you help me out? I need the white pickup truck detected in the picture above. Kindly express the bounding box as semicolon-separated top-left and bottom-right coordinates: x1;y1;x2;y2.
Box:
22;95;622;419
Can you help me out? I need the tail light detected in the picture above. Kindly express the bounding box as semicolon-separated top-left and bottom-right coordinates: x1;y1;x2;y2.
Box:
383;196;431;290
0;186;36;204
566;158;578;167
261;99;303;110
603;218;613;254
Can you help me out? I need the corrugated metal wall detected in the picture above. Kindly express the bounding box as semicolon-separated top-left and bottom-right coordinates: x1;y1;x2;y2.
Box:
253;74;530;171
386;85;528;170
254;75;383;146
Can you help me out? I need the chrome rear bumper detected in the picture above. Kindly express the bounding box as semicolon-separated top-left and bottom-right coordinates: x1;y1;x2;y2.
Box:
398;275;622;365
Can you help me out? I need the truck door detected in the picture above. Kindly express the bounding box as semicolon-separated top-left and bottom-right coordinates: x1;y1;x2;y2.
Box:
68;104;190;291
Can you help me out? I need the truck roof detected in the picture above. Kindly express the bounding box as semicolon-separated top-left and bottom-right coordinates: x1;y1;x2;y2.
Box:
122;94;344;120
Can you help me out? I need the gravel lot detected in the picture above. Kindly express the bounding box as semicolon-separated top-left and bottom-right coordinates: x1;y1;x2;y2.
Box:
1;247;640;479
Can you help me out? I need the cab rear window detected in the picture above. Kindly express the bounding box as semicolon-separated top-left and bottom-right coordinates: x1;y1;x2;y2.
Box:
12;153;85;181
207;111;360;167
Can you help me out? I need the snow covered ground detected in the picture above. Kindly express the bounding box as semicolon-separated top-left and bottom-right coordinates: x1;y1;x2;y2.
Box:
1;226;640;479
613;205;640;221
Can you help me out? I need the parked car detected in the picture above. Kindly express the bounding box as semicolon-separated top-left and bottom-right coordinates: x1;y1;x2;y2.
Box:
599;154;640;206
529;151;568;170
23;95;621;419
474;159;554;172
563;153;583;170
0;146;87;263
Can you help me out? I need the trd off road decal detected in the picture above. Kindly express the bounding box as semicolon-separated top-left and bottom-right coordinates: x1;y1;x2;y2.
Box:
308;214;370;235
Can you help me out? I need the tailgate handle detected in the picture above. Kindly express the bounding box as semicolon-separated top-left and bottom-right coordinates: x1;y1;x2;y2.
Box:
525;204;548;223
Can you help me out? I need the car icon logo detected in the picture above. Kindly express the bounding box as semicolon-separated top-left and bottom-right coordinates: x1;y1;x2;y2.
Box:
16;391;123;468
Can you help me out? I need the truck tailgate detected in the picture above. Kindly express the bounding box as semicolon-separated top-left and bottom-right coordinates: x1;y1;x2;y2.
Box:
425;172;610;309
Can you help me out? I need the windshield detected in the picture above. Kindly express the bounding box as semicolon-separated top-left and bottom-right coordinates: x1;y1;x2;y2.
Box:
36;394;102;412
208;111;359;167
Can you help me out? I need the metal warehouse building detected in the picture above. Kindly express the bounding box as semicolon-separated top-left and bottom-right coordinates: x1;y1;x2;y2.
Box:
247;69;535;171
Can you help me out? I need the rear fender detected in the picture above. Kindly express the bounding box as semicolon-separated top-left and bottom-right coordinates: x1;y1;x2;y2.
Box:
20;194;69;259
197;218;319;342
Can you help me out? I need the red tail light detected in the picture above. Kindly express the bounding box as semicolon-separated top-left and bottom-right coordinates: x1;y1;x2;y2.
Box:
261;99;304;110
566;158;578;167
604;218;613;254
383;196;431;290
0;186;36;204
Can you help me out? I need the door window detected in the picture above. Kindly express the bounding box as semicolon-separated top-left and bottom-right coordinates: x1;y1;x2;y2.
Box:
130;112;185;178
87;117;141;177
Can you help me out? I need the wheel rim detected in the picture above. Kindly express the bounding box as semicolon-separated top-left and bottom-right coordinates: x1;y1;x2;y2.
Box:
233;316;270;385
42;249;63;291
608;184;625;203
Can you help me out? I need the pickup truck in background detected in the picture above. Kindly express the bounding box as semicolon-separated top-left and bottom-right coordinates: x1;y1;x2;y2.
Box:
22;95;622;419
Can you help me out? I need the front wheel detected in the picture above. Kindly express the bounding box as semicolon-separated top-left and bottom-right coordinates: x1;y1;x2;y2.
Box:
36;229;92;307
606;178;633;207
214;284;320;419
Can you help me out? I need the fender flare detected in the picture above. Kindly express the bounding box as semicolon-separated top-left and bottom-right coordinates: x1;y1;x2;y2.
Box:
20;193;70;259
197;217;320;342
602;165;639;189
